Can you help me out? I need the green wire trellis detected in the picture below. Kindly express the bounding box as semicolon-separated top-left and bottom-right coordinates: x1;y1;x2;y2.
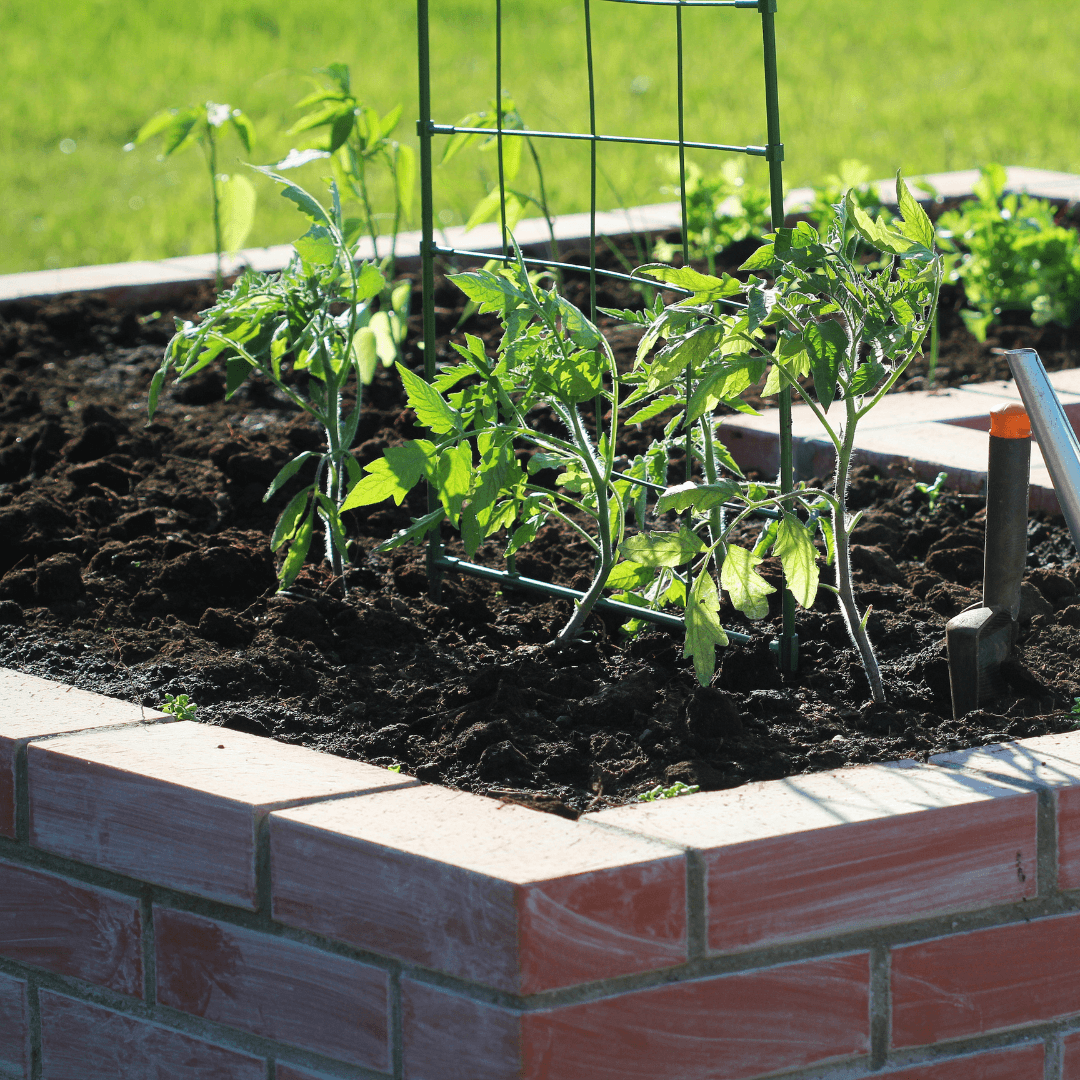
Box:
415;0;797;664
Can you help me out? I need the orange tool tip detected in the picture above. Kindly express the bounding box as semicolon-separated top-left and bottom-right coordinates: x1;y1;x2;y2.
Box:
989;402;1032;439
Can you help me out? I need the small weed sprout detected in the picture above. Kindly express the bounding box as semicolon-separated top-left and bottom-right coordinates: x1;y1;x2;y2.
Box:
915;470;949;512
128;102;257;290
151;170;387;590
638;781;699;802
161;694;198;721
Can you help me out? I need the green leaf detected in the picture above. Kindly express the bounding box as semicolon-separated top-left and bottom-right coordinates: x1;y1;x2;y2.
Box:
895;172;935;249
328;110;355;153
606;560;655;591
848;359;887;397
547;349;602;404
739;243;777;271
625;395;679;424
656;481;740;514
354;262;386;301
394;144;417;221
772;512;819;608
352;326;378;384
397;363;458;434
264;451;318;502
554;296;602;349
163;114;200;156
294;225;337;269
250;166;331;226
134;109;182;145
376;507;446;552
804;319;847;413
619;525;704;568
271;488;312;551
448;269;524;314
435;442;473;525
147;367;166;420
279;512;315;587
721;544;774;620
845;191;914;256
635;264;744;303
341;440;435;509
683;569;728;686
229;111;256;153
225;355;252;397
219;173;257;253
369;311;399;366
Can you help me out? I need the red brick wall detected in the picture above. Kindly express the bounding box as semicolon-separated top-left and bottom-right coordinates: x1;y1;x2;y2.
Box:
3;667;1080;1079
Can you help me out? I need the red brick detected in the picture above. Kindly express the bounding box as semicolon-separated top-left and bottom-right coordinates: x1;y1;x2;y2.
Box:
154;907;389;1071
893;912;1080;1046
271;785;685;992
0;973;29;1080
403;980;522;1080
0;859;142;995
1062;1030;1080;1079
38;991;265;1079
0;667;166;838
1057;786;1080;890
596;760;1036;953
521;953;870;1080
855;1043;1043;1079
28;720;410;908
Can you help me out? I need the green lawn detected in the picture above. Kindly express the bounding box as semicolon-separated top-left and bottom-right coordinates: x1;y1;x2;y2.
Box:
3;0;1078;275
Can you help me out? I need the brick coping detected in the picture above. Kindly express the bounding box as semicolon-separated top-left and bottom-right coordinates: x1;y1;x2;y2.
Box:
3;165;1078;304
8;665;1080;1076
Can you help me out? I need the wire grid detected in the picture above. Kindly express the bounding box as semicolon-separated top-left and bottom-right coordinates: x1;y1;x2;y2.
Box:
414;0;795;655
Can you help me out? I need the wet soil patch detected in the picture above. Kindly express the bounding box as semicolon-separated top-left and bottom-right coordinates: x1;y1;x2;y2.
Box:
1;239;1079;815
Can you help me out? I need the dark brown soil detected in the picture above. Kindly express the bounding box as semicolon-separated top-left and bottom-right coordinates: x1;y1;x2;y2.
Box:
2;236;1079;816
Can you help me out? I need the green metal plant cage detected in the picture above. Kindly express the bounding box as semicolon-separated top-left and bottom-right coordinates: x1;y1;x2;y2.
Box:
414;0;797;666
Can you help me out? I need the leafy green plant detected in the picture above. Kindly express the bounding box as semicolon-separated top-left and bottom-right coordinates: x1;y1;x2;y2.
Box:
128;101;257;290
150;169;387;590
161;693;198;721
442;93;559;261
804;159;888;237
915;470;949;511
622;175;942;702
654;159;771;275
638;780;699;801
276;63;415;368
343;244;632;642
937;163;1080;341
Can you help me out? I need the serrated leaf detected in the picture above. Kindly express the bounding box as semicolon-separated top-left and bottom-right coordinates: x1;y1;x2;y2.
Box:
294;225;337;268
397;363;458;434
376;508;446;553
636;264;743;303
895;172;935;249
772;512;819;608
619;525;704;567
804;319;847;413
448;269;524;314
341;440;435;509
271;488;312;550
848;359;887;397
606;560;656;591
264;451;318;502
225;355;252;397
738;243;777;271
250;165;331;225
845;191;914;256
683;568;728;686
721;544;774;620
625;395;680;424
656;481;740;515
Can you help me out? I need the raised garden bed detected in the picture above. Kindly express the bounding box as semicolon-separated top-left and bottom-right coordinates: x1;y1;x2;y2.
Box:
1;201;1080;815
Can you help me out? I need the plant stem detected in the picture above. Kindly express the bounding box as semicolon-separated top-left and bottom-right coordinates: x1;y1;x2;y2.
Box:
832;397;885;703
207;124;223;292
927;310;939;388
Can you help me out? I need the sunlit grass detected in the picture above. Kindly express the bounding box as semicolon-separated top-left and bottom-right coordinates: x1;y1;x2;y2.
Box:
2;0;1078;274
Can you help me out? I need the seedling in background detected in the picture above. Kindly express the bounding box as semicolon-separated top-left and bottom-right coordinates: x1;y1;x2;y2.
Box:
915;470;949;511
937;164;1080;341
654;159;771;276
128;101;257;291
150;170;386;591
442;93;560;263
277;63;415;369
161;693;198;721
638;781;699;801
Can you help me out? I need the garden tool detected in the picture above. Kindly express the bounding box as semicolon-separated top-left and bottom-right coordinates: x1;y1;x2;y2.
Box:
946;402;1030;719
1007;348;1080;554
